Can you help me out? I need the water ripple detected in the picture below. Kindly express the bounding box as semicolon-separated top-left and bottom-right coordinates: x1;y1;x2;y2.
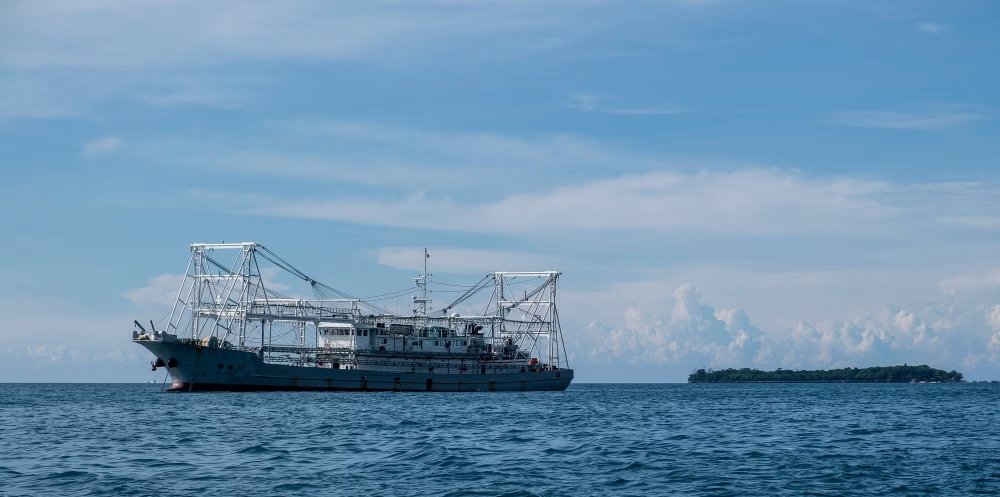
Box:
2;383;999;496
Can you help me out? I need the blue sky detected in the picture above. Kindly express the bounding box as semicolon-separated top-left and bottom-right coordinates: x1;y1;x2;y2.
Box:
1;0;998;382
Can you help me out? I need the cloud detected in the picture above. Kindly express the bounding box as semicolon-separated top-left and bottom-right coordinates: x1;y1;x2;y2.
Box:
0;68;251;123
82;136;122;155
19;344;140;364
122;267;293;310
122;273;185;308
780;304;999;376
916;22;948;34
193;165;1000;245
831;109;987;130
936;215;1000;230
0;72;85;120
579;283;1000;380
0;295;157;381
377;247;556;274
138;87;246;109
0;3;720;123
939;268;1000;296
188;119;642;191
586;283;767;369
141;121;996;246
0;1;729;69
0;2;621;69
238;168;909;236
988;305;1000;361
569;92;682;116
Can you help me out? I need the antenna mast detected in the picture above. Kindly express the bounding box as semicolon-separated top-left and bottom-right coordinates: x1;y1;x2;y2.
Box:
412;248;432;316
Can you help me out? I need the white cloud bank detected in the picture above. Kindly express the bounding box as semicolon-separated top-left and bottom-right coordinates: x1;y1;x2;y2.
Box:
587;284;766;368
582;283;1000;381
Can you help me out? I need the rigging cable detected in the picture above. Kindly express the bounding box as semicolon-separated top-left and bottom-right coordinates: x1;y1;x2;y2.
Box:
441;273;493;313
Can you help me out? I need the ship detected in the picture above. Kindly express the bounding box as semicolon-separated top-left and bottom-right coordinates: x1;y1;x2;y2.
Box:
133;243;573;392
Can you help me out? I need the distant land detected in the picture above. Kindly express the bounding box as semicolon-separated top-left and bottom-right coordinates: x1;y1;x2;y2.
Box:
688;365;963;383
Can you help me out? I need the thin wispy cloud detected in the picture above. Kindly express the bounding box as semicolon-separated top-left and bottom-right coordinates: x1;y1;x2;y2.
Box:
0;73;85;120
122;273;184;308
939;268;1000;296
376;247;555;274
937;215;1000;231
916;22;948;34
569;92;682;116
138;87;246;109
0;2;613;69
218;168;907;237
82;136;123;155
830;109;987;130
129;119;659;194
123;269;290;309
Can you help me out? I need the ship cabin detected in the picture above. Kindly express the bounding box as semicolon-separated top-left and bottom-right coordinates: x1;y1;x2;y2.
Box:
318;321;375;351
320;321;491;356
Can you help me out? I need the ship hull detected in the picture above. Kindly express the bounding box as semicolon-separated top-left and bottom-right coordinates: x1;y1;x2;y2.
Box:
137;340;573;392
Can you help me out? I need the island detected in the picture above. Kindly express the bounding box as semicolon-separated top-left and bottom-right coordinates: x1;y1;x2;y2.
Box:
688;365;963;383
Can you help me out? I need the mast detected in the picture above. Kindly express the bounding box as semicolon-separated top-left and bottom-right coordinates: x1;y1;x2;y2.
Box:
412;248;431;316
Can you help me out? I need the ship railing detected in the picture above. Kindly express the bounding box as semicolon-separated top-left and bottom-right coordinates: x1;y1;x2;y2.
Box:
257;345;354;354
354;358;554;372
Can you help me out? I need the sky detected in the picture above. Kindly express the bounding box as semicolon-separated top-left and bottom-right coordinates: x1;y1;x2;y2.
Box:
1;0;999;382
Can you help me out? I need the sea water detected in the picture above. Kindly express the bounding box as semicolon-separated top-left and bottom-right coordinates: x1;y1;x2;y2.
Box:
1;383;998;496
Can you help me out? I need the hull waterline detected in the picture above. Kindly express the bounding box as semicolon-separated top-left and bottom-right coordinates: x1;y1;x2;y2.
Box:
139;340;573;392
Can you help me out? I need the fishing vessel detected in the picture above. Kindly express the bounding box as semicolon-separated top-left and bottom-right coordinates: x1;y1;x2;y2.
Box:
133;243;573;391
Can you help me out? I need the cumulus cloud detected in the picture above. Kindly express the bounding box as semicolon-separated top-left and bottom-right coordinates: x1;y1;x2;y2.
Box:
580;283;1000;380
987;305;1000;361
588;284;766;369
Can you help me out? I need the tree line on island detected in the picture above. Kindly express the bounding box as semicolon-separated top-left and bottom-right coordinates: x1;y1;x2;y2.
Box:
688;365;963;383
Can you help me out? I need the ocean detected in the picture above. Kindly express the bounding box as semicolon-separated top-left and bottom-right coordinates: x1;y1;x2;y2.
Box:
1;383;998;496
